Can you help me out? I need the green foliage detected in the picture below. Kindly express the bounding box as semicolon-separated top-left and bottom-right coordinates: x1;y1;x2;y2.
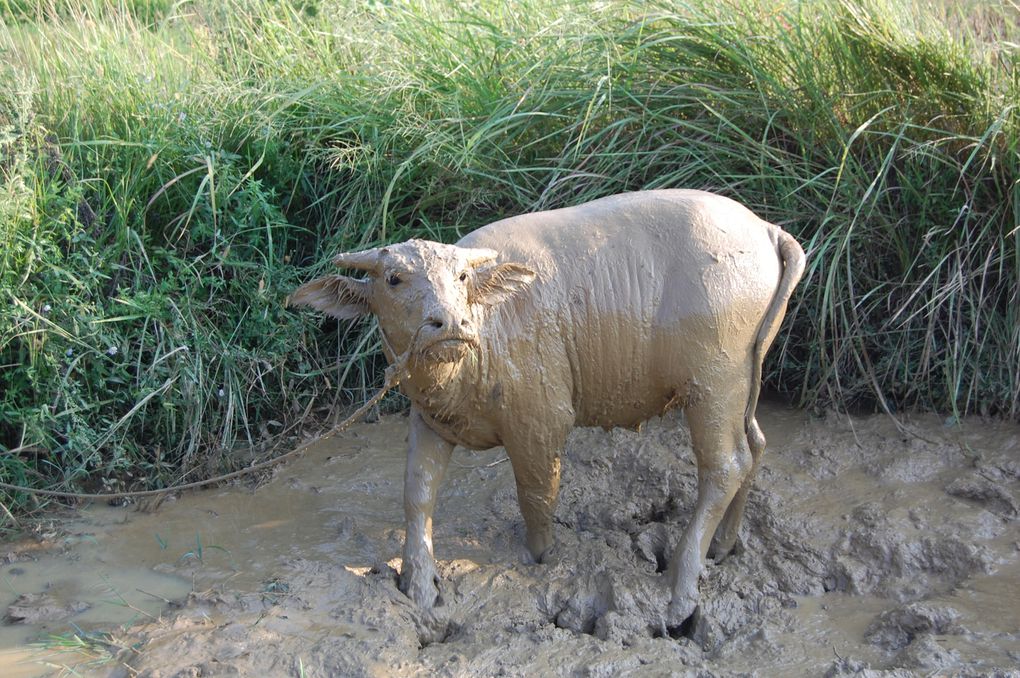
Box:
0;0;174;25
1;0;1018;511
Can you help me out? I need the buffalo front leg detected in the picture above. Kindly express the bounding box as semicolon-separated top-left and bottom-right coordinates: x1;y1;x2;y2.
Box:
504;425;569;563
399;408;454;609
667;397;752;626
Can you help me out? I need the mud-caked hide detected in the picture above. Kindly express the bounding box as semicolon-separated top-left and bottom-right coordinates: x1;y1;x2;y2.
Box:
290;189;806;628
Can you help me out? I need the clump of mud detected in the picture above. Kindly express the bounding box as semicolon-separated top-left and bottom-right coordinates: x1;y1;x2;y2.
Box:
4;404;1019;677
4;594;91;625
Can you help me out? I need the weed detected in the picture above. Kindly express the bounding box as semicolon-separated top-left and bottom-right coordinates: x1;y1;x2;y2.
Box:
176;532;230;565
31;622;127;675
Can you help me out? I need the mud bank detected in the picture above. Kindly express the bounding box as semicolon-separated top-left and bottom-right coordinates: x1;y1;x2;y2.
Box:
2;402;1019;676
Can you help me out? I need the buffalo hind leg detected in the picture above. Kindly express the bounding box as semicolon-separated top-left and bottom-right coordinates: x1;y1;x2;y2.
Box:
504;426;568;563
708;416;766;561
667;396;752;627
399;408;454;609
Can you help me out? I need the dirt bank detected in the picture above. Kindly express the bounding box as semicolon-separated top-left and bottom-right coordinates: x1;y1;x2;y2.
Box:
2;402;1019;676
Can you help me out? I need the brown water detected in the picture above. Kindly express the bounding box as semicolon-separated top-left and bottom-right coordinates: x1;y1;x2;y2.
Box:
1;403;1018;676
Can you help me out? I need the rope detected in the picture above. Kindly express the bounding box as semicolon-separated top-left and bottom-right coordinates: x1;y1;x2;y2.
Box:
0;356;409;502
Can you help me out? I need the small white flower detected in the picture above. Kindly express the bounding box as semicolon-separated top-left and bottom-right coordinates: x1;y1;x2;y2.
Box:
65;348;74;357
41;304;52;314
107;346;118;356
217;388;225;398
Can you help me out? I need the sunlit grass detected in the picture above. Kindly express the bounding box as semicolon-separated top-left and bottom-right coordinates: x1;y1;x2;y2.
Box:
1;0;1017;511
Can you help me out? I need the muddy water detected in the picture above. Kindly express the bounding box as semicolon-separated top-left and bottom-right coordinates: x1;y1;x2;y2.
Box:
1;402;1018;677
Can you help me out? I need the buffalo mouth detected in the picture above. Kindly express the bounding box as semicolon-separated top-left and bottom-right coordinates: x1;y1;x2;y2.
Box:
418;337;474;363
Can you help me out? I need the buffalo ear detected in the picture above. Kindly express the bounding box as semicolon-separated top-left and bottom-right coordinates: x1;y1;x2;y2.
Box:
288;275;370;320
471;263;536;306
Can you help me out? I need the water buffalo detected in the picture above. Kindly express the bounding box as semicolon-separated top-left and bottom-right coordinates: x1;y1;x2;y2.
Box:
290;189;805;626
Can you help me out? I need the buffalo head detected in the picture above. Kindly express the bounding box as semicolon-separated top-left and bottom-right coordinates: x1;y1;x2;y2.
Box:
290;239;535;368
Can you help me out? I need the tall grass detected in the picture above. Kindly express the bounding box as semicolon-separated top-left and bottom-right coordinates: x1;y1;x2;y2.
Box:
1;0;1018;511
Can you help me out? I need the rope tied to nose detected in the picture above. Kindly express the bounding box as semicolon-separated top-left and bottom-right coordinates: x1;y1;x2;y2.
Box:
0;351;412;503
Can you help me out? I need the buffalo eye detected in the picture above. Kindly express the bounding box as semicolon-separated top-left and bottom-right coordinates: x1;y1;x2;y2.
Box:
459;272;467;282
387;274;402;287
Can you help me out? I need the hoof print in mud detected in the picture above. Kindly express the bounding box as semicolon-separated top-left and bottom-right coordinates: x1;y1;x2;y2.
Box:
864;602;963;651
893;633;961;671
944;475;1019;519
4;593;91;624
631;523;670;573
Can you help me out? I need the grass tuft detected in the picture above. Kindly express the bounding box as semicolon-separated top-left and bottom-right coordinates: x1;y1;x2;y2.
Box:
1;0;1018;512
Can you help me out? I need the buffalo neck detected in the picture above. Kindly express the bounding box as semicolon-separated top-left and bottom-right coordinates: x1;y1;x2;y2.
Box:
398;335;506;450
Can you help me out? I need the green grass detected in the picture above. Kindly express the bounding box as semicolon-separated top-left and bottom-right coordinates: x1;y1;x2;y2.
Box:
1;0;1018;512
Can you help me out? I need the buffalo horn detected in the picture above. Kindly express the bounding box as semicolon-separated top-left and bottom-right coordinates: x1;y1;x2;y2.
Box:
332;248;382;271
464;248;499;267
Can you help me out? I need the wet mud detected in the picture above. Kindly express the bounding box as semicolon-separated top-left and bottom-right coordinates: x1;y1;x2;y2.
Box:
2;402;1019;676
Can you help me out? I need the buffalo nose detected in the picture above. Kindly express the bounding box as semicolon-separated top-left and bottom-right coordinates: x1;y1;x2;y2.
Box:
423;311;469;333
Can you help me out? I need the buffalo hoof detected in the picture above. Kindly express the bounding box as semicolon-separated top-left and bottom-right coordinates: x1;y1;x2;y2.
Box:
664;602;704;642
412;606;452;646
525;531;554;564
707;533;741;563
523;542;556;565
665;593;699;635
399;564;442;609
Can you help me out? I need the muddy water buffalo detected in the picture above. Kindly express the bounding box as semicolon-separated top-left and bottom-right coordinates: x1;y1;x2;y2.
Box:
290;189;805;626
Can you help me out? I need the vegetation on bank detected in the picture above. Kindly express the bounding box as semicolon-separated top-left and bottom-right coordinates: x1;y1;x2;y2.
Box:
1;0;1017;512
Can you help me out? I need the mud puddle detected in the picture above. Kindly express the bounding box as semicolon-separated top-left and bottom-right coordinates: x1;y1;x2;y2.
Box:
1;402;1018;677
